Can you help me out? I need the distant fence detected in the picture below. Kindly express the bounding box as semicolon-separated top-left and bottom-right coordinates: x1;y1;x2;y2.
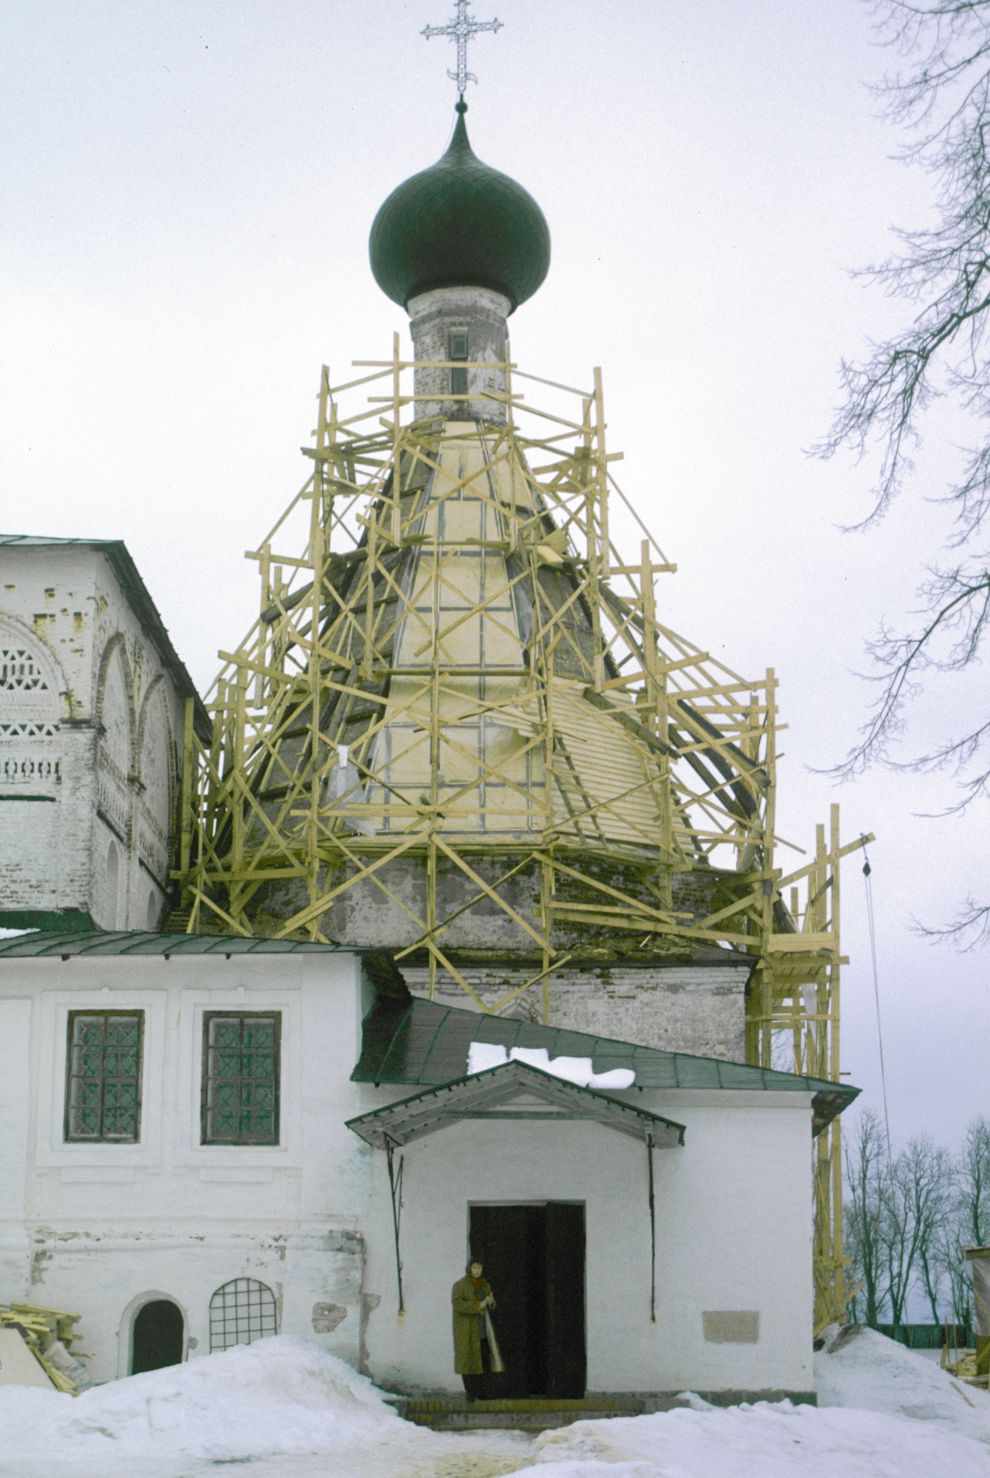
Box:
877;1322;971;1349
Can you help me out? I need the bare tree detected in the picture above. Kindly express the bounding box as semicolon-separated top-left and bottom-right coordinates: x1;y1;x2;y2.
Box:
958;1115;990;1243
844;1109;892;1325
935;1224;974;1332
843;1113;989;1333
932;1117;990;1333
888;1136;953;1323
817;1;990;946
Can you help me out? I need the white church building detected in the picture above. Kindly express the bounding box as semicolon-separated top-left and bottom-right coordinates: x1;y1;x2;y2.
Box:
0;926;851;1401
0;73;859;1407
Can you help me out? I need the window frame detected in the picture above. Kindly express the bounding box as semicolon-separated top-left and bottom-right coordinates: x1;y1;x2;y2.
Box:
449;328;469;396
63;1009;144;1144
200;1010;281;1146
208;1277;278;1353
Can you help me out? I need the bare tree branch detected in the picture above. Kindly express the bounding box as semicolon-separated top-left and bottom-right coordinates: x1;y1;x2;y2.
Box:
914;894;990;946
817;1;990;943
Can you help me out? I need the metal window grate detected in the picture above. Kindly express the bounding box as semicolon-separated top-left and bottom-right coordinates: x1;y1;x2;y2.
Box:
208;1277;278;1353
202;1012;280;1144
65;1011;143;1142
449;329;469;396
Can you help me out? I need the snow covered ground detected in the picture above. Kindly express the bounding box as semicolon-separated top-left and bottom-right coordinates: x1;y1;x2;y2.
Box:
0;1325;986;1478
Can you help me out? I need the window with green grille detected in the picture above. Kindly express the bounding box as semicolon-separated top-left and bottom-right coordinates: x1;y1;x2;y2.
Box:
449;329;469;396
202;1013;280;1145
65;1011;143;1142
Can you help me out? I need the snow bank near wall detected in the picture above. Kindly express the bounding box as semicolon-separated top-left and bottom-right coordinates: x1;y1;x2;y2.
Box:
1;1323;988;1478
814;1322;990;1449
0;1336;413;1465
521;1402;987;1478
515;1324;990;1478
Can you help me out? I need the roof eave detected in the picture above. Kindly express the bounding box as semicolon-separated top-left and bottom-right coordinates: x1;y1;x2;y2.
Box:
346;1059;686;1150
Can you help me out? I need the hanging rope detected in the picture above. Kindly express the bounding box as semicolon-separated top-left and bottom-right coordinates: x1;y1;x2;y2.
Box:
646;1132;657;1323
862;839;893;1159
385;1136;405;1314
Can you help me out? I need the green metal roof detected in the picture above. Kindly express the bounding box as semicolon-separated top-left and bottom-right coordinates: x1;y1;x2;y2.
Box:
0;534;209;739
0;929;356;959
0;930;858;1134
352;996;858;1136
0;928;408;995
0;536;110;547
0;909;96;934
369;103;550;312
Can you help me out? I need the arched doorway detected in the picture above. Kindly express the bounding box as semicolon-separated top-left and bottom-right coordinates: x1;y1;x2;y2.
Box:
131;1298;184;1374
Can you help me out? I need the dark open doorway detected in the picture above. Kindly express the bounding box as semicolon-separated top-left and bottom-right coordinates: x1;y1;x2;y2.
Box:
131;1299;184;1374
469;1202;585;1399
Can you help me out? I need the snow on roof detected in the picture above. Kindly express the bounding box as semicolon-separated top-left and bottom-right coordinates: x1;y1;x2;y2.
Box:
468;1040;635;1090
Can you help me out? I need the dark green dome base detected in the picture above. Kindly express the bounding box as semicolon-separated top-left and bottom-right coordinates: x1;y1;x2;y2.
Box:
369;103;550;313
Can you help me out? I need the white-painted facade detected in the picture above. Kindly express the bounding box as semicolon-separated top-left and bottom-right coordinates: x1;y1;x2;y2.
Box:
0;540;195;932
362;1099;814;1397
0;944;816;1398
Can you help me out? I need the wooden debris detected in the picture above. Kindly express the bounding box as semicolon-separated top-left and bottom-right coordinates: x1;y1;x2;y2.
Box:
0;1302;89;1394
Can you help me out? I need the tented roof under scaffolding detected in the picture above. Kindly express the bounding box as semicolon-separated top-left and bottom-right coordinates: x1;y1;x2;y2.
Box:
173;97;870;1329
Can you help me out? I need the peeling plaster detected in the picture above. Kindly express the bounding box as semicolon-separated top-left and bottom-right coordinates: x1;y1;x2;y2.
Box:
311;1302;348;1333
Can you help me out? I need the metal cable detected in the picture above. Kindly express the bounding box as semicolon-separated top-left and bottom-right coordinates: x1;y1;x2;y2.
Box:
862;841;893;1158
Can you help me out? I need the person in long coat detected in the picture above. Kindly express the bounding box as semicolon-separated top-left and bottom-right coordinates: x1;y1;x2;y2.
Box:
451;1257;505;1400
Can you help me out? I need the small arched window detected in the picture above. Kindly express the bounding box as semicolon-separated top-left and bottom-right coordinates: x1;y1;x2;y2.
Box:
208;1277;278;1353
0;638;61;795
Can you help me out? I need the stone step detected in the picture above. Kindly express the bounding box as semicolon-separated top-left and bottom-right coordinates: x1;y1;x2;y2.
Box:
398;1394;656;1432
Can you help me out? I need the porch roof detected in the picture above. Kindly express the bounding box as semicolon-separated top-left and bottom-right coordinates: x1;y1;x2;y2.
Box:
352;995;858;1136
345;1059;686;1149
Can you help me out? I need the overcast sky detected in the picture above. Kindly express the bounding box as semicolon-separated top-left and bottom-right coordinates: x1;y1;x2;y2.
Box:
2;0;986;1150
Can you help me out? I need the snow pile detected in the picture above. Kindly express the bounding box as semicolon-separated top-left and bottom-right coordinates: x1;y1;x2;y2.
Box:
521;1401;988;1477
0;1336;413;1465
1;1323;988;1476
815;1321;990;1449
468;1042;635;1090
511;1325;990;1478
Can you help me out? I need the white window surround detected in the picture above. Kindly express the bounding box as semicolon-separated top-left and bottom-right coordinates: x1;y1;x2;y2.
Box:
37;991;165;1170
175;989;301;1170
34;979;303;1172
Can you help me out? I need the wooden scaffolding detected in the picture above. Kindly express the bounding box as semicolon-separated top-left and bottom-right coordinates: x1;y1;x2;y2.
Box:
174;342;867;1326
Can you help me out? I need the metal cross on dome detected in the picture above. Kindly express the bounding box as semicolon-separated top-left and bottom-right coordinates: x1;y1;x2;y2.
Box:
421;2;503;97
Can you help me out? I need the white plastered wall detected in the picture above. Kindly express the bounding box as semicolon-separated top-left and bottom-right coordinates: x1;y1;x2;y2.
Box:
0;544;186;928
1;951;374;1381
0;941;817;1394
357;1090;814;1396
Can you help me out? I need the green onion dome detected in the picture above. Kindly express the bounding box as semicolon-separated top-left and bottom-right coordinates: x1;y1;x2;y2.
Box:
369;102;551;313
